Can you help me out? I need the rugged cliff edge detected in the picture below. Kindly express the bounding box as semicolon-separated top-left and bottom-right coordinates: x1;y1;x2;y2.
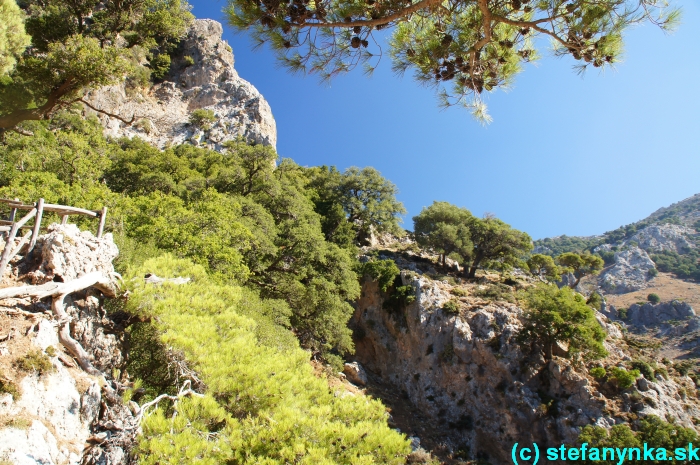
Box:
350;246;700;463
86;19;277;150
0;225;135;465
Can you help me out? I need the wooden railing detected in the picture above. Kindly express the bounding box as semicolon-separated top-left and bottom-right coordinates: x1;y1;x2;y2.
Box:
0;198;108;279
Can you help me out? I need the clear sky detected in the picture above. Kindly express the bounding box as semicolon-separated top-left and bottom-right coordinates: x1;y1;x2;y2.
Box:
189;0;699;239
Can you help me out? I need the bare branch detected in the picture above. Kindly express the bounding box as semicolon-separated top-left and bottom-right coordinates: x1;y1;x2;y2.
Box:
77;98;137;125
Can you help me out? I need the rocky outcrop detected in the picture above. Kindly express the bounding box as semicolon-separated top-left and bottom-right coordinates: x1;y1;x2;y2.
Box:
352;271;700;462
86;19;276;150
626;224;695;254
598;247;656;294
0;225;135;464
352;273;603;462
25;224;119;285
626;300;696;328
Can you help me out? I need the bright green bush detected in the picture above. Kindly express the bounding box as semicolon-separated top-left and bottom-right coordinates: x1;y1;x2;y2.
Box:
149;53;172;80
630;360;655;380
647;293;661;304
443;298;460;315
609;367;639;390
127;255;411;464
358;259;400;292
577;415;698;465
589;367;606;379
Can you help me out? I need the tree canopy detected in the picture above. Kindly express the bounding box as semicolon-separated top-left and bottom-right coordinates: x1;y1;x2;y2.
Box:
224;0;679;120
527;253;561;282
517;284;607;362
556;251;604;288
413;201;532;277
304;165;406;247
413;201;473;268
0;0;193;132
0;0;31;76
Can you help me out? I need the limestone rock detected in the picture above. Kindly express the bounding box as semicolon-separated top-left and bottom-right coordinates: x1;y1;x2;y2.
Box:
626;300;695;328
27;224;118;284
599;247;656;294
343;362;368;386
626;224;695;254
353;269;700;462
86;19;276;151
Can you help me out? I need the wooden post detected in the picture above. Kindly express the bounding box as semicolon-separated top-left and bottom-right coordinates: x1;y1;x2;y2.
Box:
3;198;19;240
0;208;37;279
28;198;44;253
61;215;68;225
8;198;19;223
96;206;107;238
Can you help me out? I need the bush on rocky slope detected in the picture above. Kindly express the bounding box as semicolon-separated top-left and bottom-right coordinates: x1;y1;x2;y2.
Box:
126;255;410;464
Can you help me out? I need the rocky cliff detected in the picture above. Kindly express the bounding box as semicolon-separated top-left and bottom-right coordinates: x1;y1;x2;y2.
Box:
0;225;135;465
350;247;700;463
86;19;277;150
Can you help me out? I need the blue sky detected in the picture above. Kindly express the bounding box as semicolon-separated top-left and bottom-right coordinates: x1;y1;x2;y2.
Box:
190;0;699;239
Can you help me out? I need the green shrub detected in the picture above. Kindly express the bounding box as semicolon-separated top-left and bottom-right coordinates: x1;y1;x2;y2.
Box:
589;367;606;379
647;293;661;304
648;267;659;278
44;346;56;357
674;360;695;376
473;283;515;303
15;350;53;374
609;367;639;390
450;287;468;297
618;307;628;320
443;298;460;315
189;109;217;130
359;259;400;292
578;415;698;464
128;256;411;464
630;360;655;380
149;53;171;80
586;292;603;311
183;55;195;67
517;284;607;362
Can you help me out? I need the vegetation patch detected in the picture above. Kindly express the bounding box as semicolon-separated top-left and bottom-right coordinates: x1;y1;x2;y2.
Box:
15;350;53;375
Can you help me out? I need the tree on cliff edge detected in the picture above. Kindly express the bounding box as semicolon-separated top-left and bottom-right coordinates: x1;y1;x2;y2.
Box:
0;0;193;134
224;0;678;121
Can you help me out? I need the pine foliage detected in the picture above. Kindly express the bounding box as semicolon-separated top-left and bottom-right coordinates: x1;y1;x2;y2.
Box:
126;255;411;464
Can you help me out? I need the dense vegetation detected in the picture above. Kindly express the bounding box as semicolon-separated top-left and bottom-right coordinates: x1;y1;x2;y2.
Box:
413;201;533;278
577;415;698;465
127;256;410;464
0;113;405;364
517;284;607;362
0;0;193;131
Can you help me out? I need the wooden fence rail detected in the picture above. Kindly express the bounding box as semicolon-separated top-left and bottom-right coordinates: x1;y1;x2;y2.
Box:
0;198;108;280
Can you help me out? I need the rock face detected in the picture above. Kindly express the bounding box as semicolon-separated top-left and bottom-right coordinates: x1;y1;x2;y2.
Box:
343;362;368;386
26;224;119;284
86;19;276;150
626;300;696;328
0;225;136;464
598;247;656;294
626;224;695;254
352;272;700;462
352;273;604;463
